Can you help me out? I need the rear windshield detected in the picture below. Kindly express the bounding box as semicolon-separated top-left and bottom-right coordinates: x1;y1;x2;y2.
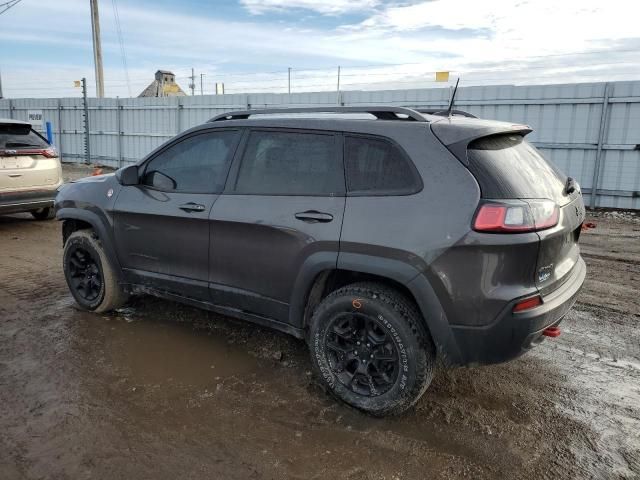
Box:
467;134;567;204
0;124;49;149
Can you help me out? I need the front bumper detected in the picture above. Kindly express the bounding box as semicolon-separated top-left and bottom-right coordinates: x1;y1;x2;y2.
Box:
449;256;586;366
0;188;57;215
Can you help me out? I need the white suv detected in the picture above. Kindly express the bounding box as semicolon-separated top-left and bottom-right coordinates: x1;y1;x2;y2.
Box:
0;119;62;220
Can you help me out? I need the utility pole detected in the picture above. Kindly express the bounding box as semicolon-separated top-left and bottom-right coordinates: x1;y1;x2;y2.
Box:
287;67;291;95
336;66;341;104
0;1;22;99
189;68;195;96
200;73;204;95
81;78;91;164
90;0;105;97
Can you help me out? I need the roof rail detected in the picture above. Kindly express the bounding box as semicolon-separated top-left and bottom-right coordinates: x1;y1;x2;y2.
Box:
415;108;477;119
209;106;428;123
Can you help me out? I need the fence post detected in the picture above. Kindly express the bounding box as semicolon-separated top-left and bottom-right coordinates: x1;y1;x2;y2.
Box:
57;99;64;162
116;98;123;168
590;82;611;209
82;77;91;165
336;66;341;104
8;99;13;119
176;97;183;134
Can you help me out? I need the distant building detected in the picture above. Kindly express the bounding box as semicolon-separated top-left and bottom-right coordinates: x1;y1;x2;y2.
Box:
138;70;186;97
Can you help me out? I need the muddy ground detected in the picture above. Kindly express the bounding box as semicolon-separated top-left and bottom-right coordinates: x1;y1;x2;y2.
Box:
1;166;639;479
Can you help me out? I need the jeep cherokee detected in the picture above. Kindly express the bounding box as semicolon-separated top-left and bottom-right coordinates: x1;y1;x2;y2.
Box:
55;106;586;416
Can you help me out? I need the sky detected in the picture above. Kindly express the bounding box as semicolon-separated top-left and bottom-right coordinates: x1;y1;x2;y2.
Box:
0;0;639;98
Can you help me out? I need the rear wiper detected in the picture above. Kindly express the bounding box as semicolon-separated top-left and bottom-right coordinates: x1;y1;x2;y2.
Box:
4;142;41;147
564;177;576;195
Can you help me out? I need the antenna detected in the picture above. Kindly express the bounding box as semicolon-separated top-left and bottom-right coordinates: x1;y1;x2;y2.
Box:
445;78;460;118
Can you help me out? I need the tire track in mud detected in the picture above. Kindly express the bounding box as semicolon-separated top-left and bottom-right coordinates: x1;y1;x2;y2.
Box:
1;208;640;479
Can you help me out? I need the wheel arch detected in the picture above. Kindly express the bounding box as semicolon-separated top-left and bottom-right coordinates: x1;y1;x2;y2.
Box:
58;208;123;281
289;252;463;365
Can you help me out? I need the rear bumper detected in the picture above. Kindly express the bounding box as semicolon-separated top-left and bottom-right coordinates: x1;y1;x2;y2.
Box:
0;188;57;215
448;256;586;366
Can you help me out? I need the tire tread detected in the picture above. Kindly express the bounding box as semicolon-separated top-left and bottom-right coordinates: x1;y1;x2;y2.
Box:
64;229;128;313
310;281;435;416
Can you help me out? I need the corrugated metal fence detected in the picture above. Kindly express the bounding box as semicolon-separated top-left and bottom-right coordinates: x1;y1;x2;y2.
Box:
1;81;639;209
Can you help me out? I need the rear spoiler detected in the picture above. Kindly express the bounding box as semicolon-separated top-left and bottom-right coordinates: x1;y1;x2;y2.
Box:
430;116;532;165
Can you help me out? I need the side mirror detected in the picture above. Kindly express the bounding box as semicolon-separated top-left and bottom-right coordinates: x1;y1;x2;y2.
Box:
116;165;139;185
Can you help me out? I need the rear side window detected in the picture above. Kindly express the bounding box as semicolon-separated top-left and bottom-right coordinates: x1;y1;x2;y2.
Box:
344;135;421;194
234;130;343;195
0;124;48;149
142;130;238;193
467;134;567;203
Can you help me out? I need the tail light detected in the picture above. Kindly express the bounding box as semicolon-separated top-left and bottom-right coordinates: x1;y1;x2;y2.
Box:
0;147;57;158
513;295;542;312
41;147;58;158
473;200;559;233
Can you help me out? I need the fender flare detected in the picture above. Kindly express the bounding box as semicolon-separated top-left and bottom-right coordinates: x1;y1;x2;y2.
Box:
288;251;338;328
289;251;463;365
57;207;124;281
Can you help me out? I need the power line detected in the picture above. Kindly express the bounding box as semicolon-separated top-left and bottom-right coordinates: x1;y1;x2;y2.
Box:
0;0;22;15
8;54;638;89
111;0;131;97
3;49;640;98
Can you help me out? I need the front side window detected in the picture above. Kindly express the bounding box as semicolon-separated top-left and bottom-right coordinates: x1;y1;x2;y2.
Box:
142;130;238;193
234;130;343;195
344;135;420;194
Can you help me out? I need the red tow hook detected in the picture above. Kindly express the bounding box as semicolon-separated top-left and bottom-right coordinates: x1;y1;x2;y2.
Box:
542;326;561;338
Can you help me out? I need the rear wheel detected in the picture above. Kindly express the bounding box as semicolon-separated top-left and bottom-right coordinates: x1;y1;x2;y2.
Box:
30;207;55;220
63;230;128;313
308;282;435;416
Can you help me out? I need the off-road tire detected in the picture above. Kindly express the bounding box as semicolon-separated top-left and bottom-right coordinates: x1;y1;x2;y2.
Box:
308;282;435;416
30;207;55;220
63;229;128;313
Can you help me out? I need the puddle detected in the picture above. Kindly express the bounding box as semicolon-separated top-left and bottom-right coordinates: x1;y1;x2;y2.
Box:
74;308;264;387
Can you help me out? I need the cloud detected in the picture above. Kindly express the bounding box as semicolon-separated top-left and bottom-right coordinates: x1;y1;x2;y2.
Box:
1;0;639;98
239;0;379;15
348;0;638;56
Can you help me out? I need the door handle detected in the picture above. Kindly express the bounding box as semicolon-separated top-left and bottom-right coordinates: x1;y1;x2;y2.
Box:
294;210;334;223
179;202;206;212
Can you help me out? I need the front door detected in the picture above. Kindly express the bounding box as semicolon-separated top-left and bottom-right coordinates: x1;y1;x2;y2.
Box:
208;129;345;324
113;129;240;299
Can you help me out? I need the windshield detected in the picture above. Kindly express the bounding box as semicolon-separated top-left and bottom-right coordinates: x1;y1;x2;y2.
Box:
0;124;49;149
467;134;569;205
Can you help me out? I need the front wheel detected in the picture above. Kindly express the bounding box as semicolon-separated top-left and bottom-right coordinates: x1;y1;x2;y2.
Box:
30;207;55;220
63;230;128;313
308;282;435;416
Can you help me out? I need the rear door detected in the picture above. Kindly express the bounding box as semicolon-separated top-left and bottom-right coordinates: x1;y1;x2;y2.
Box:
466;133;585;293
113;129;240;299
0;123;60;191
208;128;345;324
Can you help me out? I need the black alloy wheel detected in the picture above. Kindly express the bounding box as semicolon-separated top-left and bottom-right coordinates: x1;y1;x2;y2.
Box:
66;247;103;302
324;312;400;397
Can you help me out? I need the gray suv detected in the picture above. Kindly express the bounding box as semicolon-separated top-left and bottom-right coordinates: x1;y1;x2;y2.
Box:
55;106;586;415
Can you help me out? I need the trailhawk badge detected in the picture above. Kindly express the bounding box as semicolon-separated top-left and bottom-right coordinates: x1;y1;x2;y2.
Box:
538;264;554;283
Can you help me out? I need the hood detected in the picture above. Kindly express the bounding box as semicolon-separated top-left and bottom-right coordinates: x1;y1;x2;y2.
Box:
71;173;115;183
